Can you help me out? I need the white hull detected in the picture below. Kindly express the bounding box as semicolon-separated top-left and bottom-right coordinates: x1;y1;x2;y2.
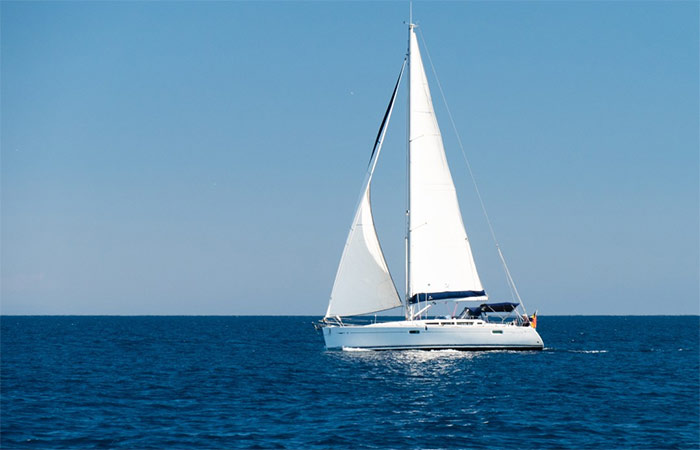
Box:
322;319;543;351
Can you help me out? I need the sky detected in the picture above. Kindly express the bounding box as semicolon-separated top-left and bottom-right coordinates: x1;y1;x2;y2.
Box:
2;1;698;315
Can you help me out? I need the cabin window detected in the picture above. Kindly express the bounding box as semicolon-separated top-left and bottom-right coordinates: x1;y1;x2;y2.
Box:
492;330;503;334
409;330;420;334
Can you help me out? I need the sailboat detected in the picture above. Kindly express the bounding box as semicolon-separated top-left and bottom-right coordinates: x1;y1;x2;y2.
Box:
319;20;544;351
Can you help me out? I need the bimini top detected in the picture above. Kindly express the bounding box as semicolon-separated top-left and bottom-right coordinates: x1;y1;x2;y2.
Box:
465;302;520;316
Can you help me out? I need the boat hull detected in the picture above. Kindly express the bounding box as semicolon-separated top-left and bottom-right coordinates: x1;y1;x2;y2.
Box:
322;320;543;351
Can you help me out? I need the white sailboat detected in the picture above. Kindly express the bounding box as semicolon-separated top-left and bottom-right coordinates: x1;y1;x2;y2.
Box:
319;20;544;351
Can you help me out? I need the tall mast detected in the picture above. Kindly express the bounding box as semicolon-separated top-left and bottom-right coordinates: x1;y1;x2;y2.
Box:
405;11;414;320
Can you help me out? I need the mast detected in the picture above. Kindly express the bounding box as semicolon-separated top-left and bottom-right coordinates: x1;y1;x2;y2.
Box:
405;14;414;320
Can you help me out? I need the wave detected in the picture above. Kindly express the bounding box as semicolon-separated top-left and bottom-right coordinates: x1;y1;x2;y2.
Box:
570;350;608;354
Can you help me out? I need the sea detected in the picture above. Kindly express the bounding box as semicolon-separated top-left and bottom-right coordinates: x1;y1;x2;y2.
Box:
1;316;698;449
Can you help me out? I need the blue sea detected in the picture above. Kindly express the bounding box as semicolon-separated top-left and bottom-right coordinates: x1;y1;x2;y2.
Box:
2;316;698;449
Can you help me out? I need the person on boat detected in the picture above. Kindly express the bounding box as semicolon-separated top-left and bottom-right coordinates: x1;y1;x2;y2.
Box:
522;314;530;326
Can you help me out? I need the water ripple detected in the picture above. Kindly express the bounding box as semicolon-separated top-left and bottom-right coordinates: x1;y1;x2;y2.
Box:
2;316;698;449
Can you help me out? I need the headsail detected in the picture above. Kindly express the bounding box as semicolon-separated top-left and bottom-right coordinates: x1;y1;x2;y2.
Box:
407;26;485;304
326;188;401;317
325;62;406;318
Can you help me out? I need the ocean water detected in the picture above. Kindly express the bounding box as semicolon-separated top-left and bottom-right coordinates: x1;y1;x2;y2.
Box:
1;316;698;449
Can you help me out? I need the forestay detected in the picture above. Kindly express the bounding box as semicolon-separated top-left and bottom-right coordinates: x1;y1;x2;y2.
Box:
407;27;485;304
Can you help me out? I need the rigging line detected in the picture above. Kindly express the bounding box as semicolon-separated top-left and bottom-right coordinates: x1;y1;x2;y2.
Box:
416;27;525;309
369;58;407;312
369;57;408;166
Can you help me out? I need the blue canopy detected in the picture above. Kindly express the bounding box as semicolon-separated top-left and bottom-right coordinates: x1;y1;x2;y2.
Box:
462;302;520;317
480;302;519;313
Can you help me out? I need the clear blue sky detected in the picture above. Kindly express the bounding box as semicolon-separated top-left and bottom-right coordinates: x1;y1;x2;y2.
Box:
2;1;698;315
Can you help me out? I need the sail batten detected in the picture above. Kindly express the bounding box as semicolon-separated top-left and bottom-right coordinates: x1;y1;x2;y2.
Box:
407;27;485;301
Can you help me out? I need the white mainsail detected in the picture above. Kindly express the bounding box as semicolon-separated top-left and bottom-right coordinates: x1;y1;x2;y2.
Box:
407;26;484;304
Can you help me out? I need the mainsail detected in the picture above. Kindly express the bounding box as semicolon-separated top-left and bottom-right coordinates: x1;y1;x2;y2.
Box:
325;63;406;318
407;26;485;304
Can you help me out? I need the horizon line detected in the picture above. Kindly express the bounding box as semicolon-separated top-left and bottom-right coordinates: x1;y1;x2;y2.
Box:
1;314;698;317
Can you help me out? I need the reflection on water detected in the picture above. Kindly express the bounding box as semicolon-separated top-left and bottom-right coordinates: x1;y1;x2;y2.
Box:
327;348;484;380
330;348;480;362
